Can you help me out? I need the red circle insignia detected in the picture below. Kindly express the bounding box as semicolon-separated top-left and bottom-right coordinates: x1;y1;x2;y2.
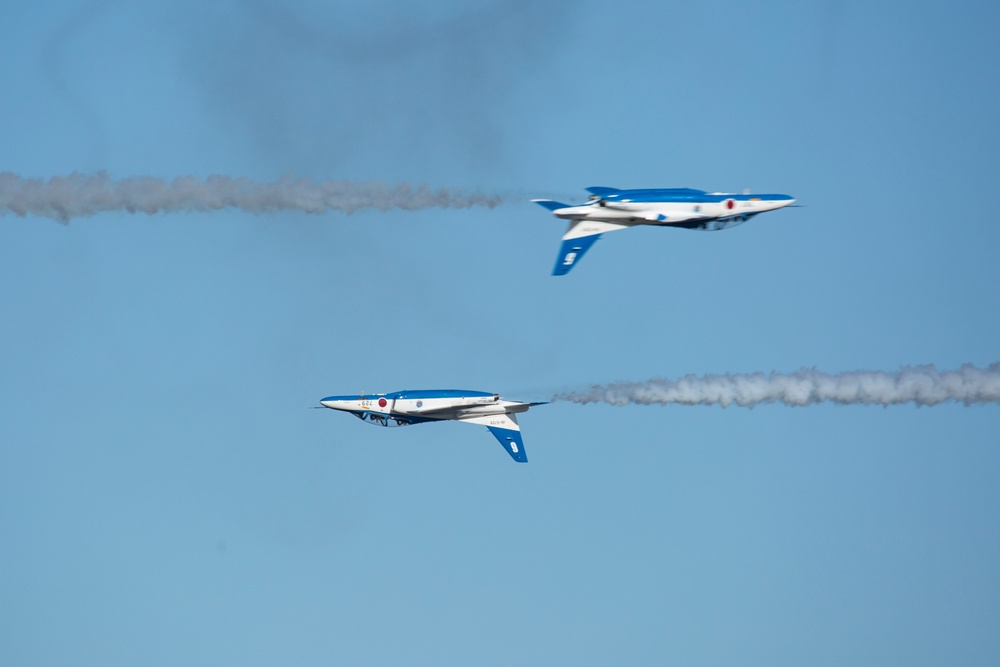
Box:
378;397;387;408
726;199;735;210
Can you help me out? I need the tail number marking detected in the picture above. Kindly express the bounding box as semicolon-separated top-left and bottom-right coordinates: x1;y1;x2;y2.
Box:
563;252;577;266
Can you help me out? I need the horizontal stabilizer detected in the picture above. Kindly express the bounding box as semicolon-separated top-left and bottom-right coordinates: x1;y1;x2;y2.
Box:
532;199;569;212
504;400;549;414
585;186;620;196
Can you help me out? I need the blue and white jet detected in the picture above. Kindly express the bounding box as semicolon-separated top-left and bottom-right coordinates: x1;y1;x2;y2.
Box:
319;390;545;462
533;187;796;275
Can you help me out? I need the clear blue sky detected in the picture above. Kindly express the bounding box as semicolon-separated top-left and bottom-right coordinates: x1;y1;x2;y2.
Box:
2;1;999;664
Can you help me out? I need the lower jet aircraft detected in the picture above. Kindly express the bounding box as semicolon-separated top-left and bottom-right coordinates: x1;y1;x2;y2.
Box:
319;390;545;462
533;187;796;275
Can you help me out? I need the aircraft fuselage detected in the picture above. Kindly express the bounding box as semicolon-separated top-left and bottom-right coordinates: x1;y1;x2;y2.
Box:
321;390;530;422
319;389;543;462
533;187;796;275
552;189;794;229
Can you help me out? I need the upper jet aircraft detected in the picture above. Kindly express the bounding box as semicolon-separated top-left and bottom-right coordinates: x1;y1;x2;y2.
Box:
533;187;796;275
319;389;545;462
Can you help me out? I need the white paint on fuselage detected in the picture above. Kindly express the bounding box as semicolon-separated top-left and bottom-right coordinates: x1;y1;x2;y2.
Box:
394;395;497;415
320;396;392;414
553;196;794;227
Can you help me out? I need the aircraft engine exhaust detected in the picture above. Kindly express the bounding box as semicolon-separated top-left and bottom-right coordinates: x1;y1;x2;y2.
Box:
0;172;505;223
554;364;1000;408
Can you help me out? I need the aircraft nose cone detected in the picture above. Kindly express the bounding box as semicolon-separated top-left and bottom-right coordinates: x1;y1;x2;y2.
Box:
320;396;349;410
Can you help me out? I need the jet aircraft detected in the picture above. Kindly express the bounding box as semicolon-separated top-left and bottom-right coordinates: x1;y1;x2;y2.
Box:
319;389;545;462
533;187;796;275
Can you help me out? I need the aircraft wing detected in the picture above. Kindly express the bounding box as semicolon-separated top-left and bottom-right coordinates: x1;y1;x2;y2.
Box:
553;220;631;276
456;413;527;462
585;186;620;196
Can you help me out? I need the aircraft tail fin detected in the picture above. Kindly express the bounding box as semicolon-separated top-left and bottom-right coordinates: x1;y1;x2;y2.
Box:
552;220;630;276
457;413;527;462
553;234;602;276
487;426;527;463
532;199;569;212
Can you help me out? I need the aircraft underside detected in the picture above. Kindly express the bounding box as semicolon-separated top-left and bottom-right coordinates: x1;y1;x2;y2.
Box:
350;410;438;427
653;212;759;230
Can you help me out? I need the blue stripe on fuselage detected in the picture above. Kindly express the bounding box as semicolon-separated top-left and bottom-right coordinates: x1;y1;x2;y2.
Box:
599;190;793;204
389;389;494;400
322;389;494;402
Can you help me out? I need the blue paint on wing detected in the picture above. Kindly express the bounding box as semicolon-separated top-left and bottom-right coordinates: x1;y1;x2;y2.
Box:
585;186;621;196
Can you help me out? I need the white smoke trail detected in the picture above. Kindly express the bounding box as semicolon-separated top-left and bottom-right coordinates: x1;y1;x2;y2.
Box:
0;172;505;223
554;364;1000;408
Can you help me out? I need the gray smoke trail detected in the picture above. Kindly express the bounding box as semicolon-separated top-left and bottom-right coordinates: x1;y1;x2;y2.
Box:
0;172;505;223
554;364;1000;408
